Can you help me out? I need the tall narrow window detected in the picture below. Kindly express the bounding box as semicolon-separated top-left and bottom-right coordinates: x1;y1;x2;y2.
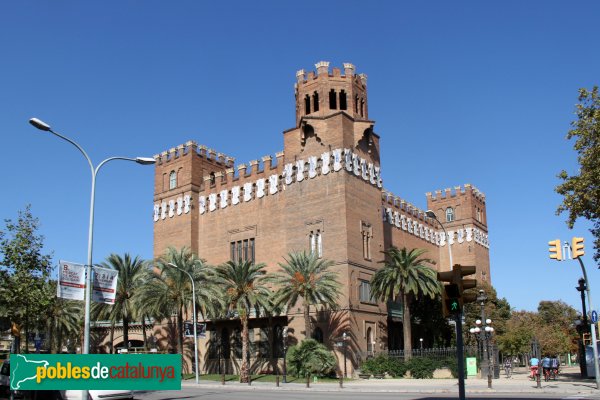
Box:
313;91;319;112
243;239;248;261
249;238;255;263
354;95;359;113
329;89;337;109
360;98;365;117
446;207;455;222
305;94;311;114
230;238;256;263
366;327;373;354
169;171;177;190
221;328;230;359
339;90;347;110
359;280;373;303
361;222;372;260
310;230;323;258
317;230;322;258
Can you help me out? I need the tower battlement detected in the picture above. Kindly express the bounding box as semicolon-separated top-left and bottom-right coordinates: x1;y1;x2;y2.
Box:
295;61;369;127
153;140;235;167
425;183;486;203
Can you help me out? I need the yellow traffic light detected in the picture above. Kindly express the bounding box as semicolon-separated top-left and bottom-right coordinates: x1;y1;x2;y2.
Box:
548;239;562;261
572;237;585;259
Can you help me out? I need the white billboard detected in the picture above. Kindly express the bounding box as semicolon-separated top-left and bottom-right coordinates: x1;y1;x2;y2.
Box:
91;266;119;304
57;260;86;300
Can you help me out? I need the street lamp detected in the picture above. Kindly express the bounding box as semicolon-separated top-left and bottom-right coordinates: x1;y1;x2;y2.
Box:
342;332;348;378
166;262;199;384
419;338;423;356
282;327;288;383
29;117;155;400
469;291;494;389
425;210;453;269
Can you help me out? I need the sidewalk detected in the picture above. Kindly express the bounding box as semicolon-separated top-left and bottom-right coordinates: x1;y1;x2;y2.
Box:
182;366;600;395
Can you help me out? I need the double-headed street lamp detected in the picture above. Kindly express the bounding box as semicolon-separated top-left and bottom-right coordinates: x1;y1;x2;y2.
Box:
166;263;199;384
29;118;155;400
469;290;494;389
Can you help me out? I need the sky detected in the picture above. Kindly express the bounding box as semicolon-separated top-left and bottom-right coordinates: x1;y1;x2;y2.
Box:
1;1;599;313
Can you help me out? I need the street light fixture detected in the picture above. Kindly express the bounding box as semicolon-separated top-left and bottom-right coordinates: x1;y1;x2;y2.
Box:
282;327;288;383
29;117;155;400
469;291;494;389
165;262;199;384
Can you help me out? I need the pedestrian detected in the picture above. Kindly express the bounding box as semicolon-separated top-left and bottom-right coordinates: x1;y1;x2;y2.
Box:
503;357;512;378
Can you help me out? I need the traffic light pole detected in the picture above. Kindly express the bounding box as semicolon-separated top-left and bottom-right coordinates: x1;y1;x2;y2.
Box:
577;256;600;389
455;312;466;400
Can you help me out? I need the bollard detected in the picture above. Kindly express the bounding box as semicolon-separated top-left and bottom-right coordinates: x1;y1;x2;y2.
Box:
306;374;310;388
221;373;225;385
339;375;343;388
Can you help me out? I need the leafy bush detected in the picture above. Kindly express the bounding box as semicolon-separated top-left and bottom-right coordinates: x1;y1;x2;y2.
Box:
286;339;337;377
360;354;390;375
406;357;437;379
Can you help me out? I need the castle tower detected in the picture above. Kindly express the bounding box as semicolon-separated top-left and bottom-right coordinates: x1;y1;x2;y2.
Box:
425;185;491;284
285;62;378;166
152;142;234;257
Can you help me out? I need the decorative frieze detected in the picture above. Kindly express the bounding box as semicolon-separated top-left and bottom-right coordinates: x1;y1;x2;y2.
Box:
155;148;382;219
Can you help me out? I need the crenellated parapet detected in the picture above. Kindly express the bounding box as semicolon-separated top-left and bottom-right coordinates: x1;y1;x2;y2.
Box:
426;183;486;203
381;190;441;247
153;148;383;222
153;140;235;167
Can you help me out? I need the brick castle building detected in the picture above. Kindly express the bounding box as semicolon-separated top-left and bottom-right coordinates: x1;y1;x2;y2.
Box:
149;61;491;375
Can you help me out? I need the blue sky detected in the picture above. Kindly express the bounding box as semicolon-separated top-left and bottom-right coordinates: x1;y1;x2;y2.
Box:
1;1;598;313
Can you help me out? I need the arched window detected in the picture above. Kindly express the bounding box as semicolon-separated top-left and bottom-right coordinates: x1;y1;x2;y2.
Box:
329;89;337;109
313;91;319;112
339;90;347;110
446;207;455;222
305;94;311;114
313;327;324;343
366;327;373;354
169;171;177;190
309;230;323;258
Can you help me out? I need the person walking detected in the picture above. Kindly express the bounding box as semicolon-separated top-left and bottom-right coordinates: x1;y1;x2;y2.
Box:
503;357;512;378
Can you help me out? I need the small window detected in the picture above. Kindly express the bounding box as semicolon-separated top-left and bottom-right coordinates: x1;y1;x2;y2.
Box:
313;91;319;112
354;95;359;113
359;280;373;303
361;222;372;260
329;89;337;109
309;230;323;258
221;328;230;359
366;327;374;354
339;90;347;110
169;171;177;190
446;207;455;222
305;95;311;114
313;327;324;343
230;238;255;263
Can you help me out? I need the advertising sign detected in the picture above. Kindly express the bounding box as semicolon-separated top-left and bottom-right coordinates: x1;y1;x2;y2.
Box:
9;354;181;390
92;266;118;304
57;261;86;301
183;321;206;338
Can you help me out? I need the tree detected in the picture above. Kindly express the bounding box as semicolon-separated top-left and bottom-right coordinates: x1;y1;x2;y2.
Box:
270;251;341;339
98;253;146;351
537;300;578;355
370;247;440;359
215;259;271;383
0;205;53;352
496;311;538;356
556;86;600;261
138;247;221;358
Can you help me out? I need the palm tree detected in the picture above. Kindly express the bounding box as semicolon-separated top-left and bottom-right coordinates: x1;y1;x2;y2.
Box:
137;247;221;356
100;253;146;350
46;292;82;353
269;251;341;339
215;260;271;383
370;247;440;360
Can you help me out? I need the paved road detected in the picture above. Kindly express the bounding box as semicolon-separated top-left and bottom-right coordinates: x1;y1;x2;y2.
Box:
130;366;600;399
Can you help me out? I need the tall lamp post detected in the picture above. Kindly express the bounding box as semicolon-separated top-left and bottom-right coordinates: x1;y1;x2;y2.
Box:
469;290;494;389
166;262;199;384
29;118;155;400
342;332;348;378
282;327;288;383
426;209;465;400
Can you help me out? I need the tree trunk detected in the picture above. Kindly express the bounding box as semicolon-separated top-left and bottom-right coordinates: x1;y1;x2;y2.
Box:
109;322;115;354
123;316;129;350
304;303;311;339
402;292;412;361
141;315;147;350
240;314;250;383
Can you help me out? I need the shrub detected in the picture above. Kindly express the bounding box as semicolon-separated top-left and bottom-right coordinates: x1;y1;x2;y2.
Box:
360;354;389;375
286;339;336;377
406;357;437;379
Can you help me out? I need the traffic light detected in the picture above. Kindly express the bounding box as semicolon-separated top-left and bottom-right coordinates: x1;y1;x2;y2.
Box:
548;239;562;261
438;265;478;317
572;237;585;259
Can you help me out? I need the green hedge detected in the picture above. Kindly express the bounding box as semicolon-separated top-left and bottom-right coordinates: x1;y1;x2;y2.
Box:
360;355;460;379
